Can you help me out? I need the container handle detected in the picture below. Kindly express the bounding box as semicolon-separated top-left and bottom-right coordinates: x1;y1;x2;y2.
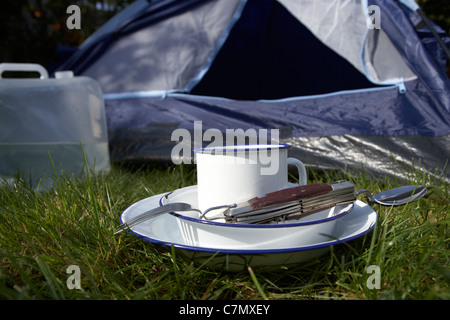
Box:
0;63;49;79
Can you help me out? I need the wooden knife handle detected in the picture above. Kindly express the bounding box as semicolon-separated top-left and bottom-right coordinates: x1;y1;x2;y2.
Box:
248;183;333;210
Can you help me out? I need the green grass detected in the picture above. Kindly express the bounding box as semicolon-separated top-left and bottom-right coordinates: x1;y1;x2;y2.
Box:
0;161;449;300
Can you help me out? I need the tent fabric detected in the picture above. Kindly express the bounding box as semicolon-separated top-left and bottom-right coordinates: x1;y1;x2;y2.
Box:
106;81;449;137
58;0;450;183
105;78;450;181
279;0;417;85
61;0;245;93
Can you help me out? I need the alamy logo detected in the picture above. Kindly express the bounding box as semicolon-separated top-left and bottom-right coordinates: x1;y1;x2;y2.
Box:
170;121;281;175
366;265;381;289
367;5;381;29
66;5;81;30
66;265;81;290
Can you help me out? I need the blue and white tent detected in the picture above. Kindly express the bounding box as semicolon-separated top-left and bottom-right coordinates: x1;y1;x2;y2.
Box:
58;0;450;182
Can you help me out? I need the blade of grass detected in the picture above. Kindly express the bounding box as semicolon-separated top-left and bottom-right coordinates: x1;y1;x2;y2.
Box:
248;266;268;300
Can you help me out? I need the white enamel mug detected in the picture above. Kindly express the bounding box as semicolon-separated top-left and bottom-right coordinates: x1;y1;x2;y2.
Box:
194;144;307;212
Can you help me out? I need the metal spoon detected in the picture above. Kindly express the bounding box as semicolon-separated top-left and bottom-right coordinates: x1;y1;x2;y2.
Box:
355;185;427;205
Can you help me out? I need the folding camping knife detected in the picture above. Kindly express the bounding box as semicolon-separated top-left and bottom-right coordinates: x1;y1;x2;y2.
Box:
223;180;356;224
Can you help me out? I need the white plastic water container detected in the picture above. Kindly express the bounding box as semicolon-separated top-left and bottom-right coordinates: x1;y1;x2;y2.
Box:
0;63;110;190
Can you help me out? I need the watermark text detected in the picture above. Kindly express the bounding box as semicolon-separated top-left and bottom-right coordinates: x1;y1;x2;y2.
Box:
366;265;381;289
367;5;381;29
66;264;81;290
170;121;281;175
66;5;81;30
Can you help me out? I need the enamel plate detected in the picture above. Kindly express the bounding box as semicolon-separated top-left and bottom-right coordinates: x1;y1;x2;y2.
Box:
120;186;377;271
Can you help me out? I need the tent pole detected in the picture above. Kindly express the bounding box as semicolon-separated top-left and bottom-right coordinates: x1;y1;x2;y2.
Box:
416;8;450;60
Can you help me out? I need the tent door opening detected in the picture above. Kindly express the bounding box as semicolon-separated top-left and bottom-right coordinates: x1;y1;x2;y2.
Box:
190;0;378;100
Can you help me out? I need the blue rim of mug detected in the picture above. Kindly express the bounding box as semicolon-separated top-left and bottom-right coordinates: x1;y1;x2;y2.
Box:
193;144;291;153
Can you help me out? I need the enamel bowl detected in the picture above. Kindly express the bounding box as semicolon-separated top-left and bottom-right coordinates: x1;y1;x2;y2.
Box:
156;185;353;249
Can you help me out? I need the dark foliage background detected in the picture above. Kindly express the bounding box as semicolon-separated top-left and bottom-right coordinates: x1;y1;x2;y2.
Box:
0;0;135;70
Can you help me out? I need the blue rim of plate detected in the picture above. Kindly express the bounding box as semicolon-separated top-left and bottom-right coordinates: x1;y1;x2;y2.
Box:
192;143;291;153
126;204;377;255
160;192;353;228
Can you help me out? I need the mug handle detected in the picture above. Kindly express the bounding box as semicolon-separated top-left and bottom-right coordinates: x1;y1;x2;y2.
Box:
287;158;307;185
